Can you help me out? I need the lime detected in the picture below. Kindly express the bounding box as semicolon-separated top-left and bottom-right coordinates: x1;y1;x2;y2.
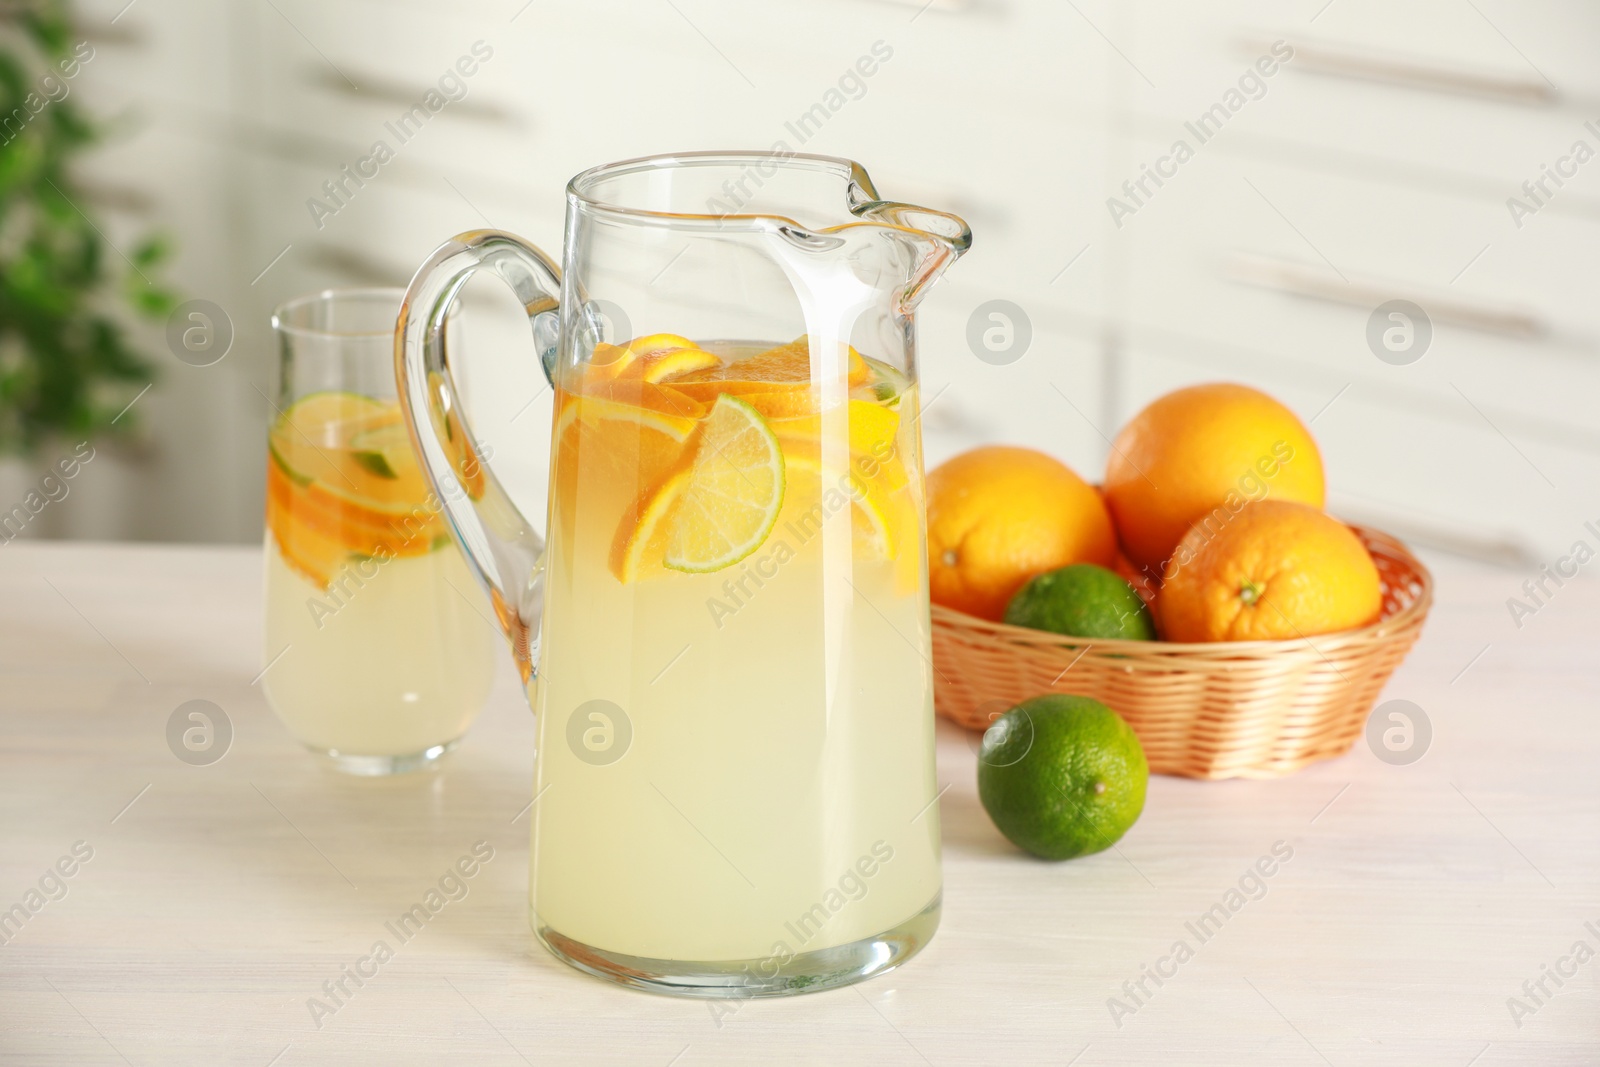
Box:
1004;563;1156;641
267;391;426;513
977;694;1148;860
348;421;417;481
663;394;786;573
856;355;910;405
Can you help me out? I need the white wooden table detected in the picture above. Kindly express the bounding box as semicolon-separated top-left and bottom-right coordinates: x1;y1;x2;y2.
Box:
1;542;1596;1065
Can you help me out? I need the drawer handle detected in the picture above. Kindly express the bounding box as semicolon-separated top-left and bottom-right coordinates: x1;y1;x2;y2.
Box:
1330;499;1540;569
1225;252;1544;338
303;67;519;126
80;180;159;217
306;243;408;286
1239;35;1556;106
871;0;972;12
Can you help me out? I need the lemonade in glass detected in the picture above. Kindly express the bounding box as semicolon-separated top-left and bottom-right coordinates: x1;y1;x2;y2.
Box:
532;334;940;966
263;289;495;774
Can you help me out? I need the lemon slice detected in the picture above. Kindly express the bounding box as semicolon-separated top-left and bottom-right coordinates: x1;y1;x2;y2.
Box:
782;451;905;560
663;395;785;573
769;397;901;460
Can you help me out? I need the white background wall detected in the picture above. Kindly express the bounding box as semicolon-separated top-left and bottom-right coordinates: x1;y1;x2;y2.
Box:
31;0;1600;567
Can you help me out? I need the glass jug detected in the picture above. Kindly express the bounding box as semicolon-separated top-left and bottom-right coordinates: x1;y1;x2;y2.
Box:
395;151;968;997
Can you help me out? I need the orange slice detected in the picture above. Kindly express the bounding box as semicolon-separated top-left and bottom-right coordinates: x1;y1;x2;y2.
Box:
265;391;461;586
733;390;822;420
615;346;722;384
630;350;719;383
591;333;704;381
608;467;691;582
674;335;869;389
266;460;443;589
552;383;702;515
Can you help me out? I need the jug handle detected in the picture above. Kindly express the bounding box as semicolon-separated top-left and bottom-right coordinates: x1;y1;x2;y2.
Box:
394;229;561;684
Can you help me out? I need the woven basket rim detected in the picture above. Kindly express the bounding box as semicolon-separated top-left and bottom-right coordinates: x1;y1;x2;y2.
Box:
932;522;1433;658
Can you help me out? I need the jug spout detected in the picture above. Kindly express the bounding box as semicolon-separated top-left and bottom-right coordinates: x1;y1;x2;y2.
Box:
756;165;971;321
843;167;972;309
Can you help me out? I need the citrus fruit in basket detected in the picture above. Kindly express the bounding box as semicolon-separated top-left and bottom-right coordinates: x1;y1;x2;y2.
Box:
1159;500;1382;642
1104;383;1325;575
927;446;1116;621
977;695;1148;861
1004;563;1156;641
1111;550;1158;610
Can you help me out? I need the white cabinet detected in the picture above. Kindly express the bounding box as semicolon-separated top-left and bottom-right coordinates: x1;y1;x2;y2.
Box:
917;294;1107;478
1106;0;1600;561
52;0;1600;560
1117;141;1600;437
1116;0;1600;200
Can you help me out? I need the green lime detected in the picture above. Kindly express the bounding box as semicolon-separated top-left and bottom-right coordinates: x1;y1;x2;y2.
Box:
1003;563;1155;641
348;421;414;480
977;694;1148;860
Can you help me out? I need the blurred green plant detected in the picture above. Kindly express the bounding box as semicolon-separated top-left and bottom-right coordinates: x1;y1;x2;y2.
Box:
0;1;175;456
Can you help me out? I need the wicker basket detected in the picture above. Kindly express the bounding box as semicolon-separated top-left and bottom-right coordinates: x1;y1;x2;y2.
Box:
931;525;1433;780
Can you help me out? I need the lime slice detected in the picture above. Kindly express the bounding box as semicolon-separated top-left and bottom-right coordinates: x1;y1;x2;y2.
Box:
269;392;432;515
855;356;910;405
663;395;785;573
267;439;313;487
348;421;418;481
268;391;390;484
349;450;398;479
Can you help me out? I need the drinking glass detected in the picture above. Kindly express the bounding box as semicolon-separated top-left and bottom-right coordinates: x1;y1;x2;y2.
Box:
263;287;496;774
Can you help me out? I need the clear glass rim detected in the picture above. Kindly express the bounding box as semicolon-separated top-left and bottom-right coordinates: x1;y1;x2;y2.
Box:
271;286;408;340
565;150;971;250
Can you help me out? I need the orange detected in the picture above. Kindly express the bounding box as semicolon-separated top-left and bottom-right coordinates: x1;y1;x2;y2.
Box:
1104;383;1325;576
1158;500;1381;642
926;446;1116;621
